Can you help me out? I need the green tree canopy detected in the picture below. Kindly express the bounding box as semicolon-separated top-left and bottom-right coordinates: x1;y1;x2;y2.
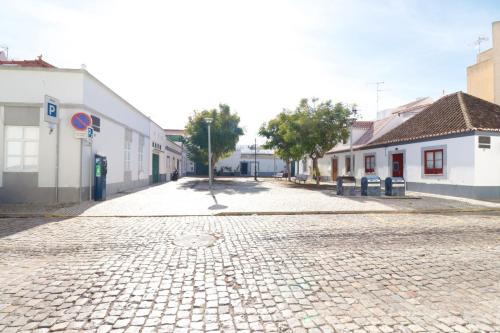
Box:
185;104;244;176
259;111;305;180
295;98;353;184
260;98;354;184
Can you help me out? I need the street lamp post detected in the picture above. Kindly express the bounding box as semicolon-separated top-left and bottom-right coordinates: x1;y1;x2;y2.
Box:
348;107;357;177
205;118;213;190
254;138;257;181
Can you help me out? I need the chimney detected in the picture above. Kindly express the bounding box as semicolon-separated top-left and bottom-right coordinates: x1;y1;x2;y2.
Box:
0;51;7;61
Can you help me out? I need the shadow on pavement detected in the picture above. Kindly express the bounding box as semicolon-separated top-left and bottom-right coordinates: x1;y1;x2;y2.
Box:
177;178;270;195
0;217;66;239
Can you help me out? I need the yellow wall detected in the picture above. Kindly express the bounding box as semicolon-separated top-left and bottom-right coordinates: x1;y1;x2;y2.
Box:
467;59;495;103
467;22;500;105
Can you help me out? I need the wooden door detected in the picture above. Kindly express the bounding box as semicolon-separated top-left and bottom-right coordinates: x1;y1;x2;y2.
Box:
392;153;404;177
331;158;338;181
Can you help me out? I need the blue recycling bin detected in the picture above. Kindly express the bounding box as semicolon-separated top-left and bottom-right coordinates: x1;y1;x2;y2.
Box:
361;176;381;196
94;154;107;201
337;176;356;196
385;177;405;196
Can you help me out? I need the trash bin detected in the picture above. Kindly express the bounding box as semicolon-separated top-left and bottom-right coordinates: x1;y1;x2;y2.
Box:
337;176;356;196
385;177;405;196
361;176;381;196
94;154;107;201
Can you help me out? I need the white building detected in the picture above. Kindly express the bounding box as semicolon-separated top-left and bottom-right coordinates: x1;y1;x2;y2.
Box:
297;98;433;181
165;129;195;176
165;138;183;180
0;58;171;203
327;92;500;199
216;145;286;177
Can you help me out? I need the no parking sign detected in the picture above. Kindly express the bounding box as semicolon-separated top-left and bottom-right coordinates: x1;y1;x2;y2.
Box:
71;112;92;131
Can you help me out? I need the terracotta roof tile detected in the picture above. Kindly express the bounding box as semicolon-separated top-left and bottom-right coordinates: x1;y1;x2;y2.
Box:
0;58;55;68
369;92;500;146
352;120;373;129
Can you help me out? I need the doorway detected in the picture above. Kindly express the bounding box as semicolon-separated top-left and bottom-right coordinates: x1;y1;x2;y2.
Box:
392;153;404;177
240;162;249;175
331;158;338;181
152;154;160;183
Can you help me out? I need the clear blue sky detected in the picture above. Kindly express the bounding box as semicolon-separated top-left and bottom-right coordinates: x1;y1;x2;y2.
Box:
1;0;499;143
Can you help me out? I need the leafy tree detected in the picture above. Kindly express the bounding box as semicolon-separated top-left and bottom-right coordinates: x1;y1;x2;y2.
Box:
259;111;304;181
294;98;353;185
185;104;244;178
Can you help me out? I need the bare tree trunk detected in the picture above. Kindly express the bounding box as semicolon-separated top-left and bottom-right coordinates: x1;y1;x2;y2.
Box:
313;157;320;185
286;160;291;181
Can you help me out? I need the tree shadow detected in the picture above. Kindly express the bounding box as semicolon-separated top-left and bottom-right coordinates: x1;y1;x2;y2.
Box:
272;179;494;211
176;178;271;195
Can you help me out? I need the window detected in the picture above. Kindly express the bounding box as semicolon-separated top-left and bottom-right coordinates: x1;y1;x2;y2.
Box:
424;149;443;174
4;126;39;172
478;136;491;149
91;115;101;132
364;155;375;173
345;156;351;173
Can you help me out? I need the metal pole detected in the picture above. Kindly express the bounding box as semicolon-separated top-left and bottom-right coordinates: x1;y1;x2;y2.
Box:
254;138;257;181
55;122;60;202
349;123;353;176
89;142;92;201
208;123;212;190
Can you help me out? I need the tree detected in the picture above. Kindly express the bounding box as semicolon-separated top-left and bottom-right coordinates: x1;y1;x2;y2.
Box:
294;98;353;185
185;104;244;179
259;111;304;181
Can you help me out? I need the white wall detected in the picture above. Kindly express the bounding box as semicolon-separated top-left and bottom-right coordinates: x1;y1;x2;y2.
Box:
0;67;157;201
474;133;500;186
216;151;242;171
329;135;477;186
0;68;84;104
83;74;149;136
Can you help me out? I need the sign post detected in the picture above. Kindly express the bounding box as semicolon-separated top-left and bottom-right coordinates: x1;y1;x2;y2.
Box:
44;96;60;202
70;112;93;201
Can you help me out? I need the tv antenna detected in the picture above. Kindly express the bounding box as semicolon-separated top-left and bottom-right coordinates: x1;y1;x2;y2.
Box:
0;44;8;59
473;36;489;54
368;81;385;113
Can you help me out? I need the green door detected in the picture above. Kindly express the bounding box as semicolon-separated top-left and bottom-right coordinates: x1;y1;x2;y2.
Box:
152;154;160;183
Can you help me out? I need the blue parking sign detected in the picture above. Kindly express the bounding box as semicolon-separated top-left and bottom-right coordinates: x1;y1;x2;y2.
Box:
44;95;59;124
48;102;57;117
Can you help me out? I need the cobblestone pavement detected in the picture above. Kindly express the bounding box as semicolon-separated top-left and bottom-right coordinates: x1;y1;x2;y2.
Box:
0;213;499;332
40;178;500;217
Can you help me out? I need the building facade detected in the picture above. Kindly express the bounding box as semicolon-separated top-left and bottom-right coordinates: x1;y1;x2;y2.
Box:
0;61;172;203
165;129;195;176
215;145;286;177
328;92;500;199
467;21;500;104
298;98;432;181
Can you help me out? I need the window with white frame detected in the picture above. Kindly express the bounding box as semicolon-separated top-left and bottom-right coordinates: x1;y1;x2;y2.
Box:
4;126;39;172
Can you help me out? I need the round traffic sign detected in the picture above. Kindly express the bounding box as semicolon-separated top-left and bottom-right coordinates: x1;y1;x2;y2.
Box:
71;112;92;131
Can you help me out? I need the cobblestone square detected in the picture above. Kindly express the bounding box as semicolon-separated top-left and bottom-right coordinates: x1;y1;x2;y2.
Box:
0;213;499;332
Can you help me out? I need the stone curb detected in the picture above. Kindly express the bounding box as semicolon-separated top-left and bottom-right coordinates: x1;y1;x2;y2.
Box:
0;207;499;219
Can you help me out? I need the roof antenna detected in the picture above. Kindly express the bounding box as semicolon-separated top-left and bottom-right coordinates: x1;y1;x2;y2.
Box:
473;36;489;54
367;81;385;113
0;44;8;59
